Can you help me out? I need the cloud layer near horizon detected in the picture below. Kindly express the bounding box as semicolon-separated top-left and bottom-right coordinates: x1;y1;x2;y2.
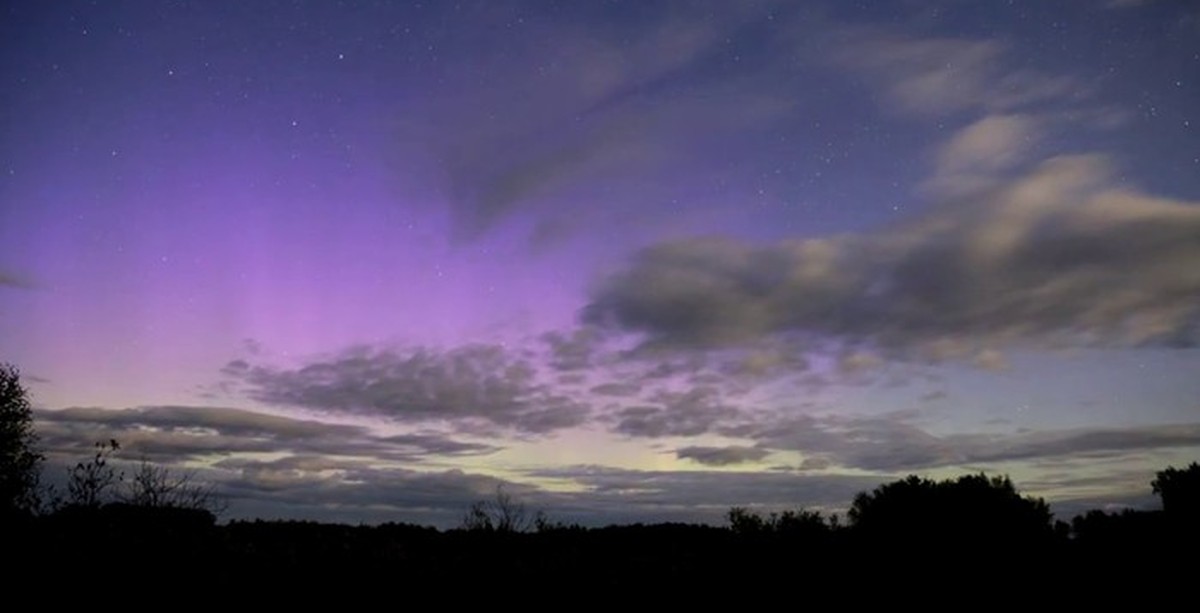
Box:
33;400;1200;526
35;405;499;464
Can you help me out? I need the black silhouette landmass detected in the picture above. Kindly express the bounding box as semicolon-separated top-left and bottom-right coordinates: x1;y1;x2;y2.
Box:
3;465;1196;598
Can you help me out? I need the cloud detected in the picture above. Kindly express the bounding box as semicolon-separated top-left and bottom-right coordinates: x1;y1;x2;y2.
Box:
442;118;646;240
837;350;884;376
586;155;1200;357
217;460;529;526
432;11;724;240
828;27;1079;115
428;10;1093;244
925;114;1041;196
0;270;35;289
421;5;792;242
688;341;812;383
676;445;769;466
590;382;643;397
972;349;1010;371
733;413;954;471
918;390;948;402
381;432;502;457
542;328;602;372
526;465;885;523
732;410;1200;472
34;405;499;464
220;459;885;527
222;461;518;508
34;405;515;525
956;423;1200;465
36;408;1195;526
611;386;742;438
224;344;590;434
1105;0;1154;8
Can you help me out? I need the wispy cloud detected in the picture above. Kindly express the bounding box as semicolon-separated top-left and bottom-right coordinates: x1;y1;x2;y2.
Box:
417;4;793;243
730;411;1200;472
35;405;499;464
826;26;1081;116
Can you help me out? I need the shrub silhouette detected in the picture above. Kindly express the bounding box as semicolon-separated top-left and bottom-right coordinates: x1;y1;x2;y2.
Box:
727;506;834;538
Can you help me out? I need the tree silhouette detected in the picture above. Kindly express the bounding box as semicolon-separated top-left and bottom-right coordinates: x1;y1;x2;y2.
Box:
1151;462;1200;517
728;506;834;537
0;363;43;516
848;473;1054;546
65;440;122;508
460;485;544;533
123;458;226;515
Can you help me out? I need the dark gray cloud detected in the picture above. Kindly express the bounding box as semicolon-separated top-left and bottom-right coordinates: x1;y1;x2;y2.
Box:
919;390;948;402
1013;454;1175;517
210;458;531;527
35;405;498;464
222;461;513;510
42;405;361;440
586;156;1200;357
676;445;769;466
734;411;1200;472
732;413;953;471
37;406;1194;526
224;344;590;434
541;328;602;372
955;424;1200;465
612;386;742;438
525;465;885;524
207;456;1172;526
589;382;642;397
218;460;883;527
0;270;34;289
35;405;510;525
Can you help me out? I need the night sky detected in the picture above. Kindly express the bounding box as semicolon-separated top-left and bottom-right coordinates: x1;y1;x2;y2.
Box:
2;0;1198;526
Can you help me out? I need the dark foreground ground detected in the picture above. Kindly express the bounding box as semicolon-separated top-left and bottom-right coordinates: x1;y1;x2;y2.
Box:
4;505;1194;600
